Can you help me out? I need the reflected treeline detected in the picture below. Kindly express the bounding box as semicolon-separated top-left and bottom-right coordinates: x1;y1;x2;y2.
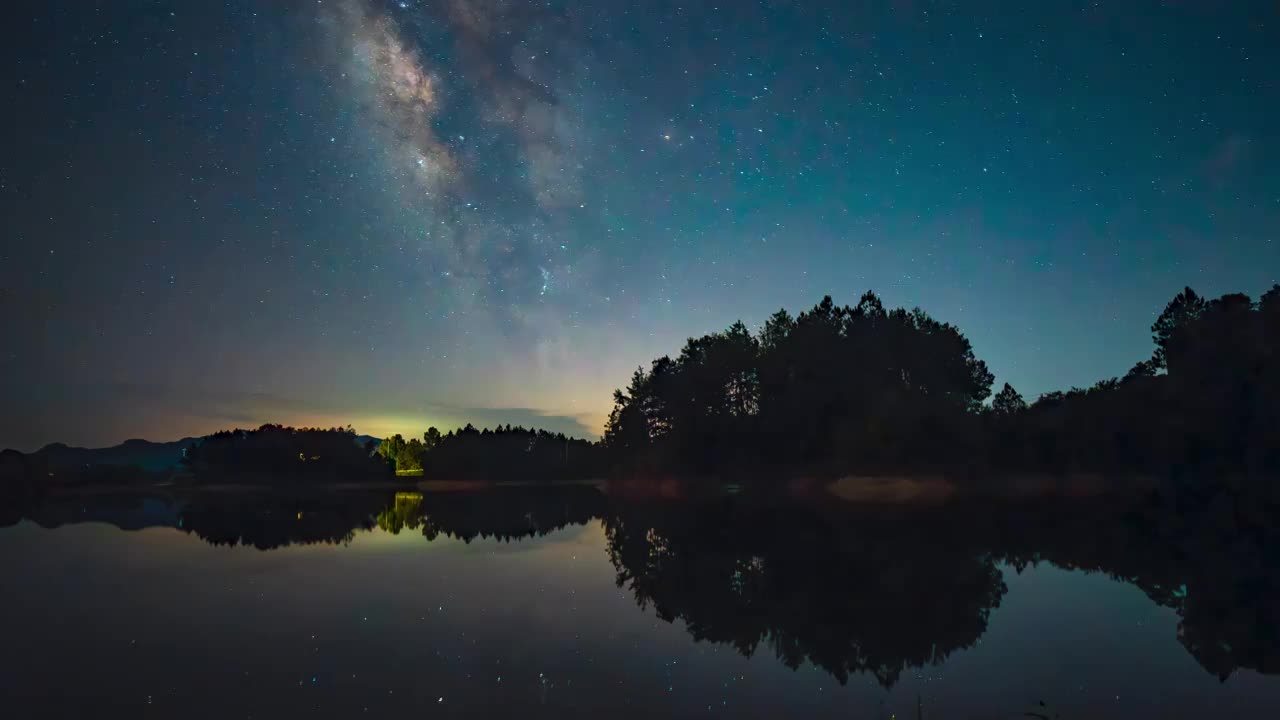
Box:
602;500;1006;686
601;493;1280;685
5;486;607;550
374;486;606;542
5;485;1278;684
1004;494;1280;681
177;494;380;550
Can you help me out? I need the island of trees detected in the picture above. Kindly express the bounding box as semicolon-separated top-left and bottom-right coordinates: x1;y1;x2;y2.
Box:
604;285;1280;486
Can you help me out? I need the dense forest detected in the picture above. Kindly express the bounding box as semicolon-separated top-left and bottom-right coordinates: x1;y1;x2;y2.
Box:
180;424;388;481
604;285;1280;482
376;423;604;481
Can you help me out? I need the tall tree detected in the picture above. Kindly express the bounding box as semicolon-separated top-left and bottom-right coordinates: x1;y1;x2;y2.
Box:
992;383;1027;415
423;427;442;452
1150;287;1207;370
378;434;406;466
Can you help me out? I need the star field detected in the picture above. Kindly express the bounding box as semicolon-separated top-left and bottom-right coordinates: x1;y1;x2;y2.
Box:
2;0;1278;450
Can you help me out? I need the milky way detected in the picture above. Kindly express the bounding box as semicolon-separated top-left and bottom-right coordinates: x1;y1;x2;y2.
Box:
323;0;595;331
345;2;457;197
6;1;1278;449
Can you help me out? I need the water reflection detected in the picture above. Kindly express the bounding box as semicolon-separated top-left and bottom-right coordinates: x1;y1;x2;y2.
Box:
375;487;606;543
603;502;1006;687
179;494;378;549
7;484;1280;688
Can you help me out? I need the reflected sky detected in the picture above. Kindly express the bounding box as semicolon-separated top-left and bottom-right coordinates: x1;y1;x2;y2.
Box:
2;504;1278;719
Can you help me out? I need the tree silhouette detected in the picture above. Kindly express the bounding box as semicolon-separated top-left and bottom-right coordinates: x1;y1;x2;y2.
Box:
987;284;1280;475
8;281;1279;490
1150;286;1207;371
381;424;603;481
182;424;389;482
600;282;1280;478
606;292;993;473
423;426;442;451
377;434;406;467
991;383;1027;415
1124;358;1158;380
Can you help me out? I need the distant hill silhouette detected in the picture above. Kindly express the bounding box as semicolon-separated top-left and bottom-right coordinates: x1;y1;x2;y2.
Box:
4;422;601;490
2;427;388;490
25;437;198;473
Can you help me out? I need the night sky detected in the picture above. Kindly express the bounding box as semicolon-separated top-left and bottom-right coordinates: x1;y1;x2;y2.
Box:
3;0;1277;451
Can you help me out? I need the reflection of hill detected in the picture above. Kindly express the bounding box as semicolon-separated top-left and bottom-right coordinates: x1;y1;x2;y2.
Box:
25;493;181;532
177;493;384;550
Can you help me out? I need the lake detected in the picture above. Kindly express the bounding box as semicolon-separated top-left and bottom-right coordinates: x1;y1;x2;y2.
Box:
2;486;1278;718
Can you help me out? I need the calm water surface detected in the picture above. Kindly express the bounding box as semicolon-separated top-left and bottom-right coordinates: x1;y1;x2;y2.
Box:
2;488;1278;718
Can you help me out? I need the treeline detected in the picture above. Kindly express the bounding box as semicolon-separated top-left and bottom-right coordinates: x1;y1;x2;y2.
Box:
985;285;1280;479
605;291;992;472
377;423;604;481
605;286;1280;479
181;424;388;482
5;283;1276;490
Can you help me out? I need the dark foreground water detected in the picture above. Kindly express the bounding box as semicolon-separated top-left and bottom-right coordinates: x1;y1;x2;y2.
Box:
2;487;1278;718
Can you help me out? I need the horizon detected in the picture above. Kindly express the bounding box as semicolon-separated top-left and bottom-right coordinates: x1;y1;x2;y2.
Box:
5;1;1278;451
4;419;597;455
8;280;1277;454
